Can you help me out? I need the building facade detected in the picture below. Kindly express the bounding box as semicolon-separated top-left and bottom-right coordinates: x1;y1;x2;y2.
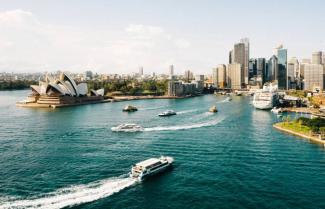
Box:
277;48;287;89
303;64;324;92
227;63;242;89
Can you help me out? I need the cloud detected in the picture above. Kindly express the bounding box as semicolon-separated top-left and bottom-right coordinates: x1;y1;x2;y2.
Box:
0;10;193;74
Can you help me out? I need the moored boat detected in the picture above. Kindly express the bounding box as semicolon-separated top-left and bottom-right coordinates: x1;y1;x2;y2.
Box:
130;156;174;181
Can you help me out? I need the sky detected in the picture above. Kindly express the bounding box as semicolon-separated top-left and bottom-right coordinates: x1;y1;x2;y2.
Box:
0;0;325;74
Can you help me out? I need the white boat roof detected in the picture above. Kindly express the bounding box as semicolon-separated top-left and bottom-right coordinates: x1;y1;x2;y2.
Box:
135;158;160;168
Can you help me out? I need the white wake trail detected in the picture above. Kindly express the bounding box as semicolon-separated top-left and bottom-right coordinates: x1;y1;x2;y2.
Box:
0;177;136;209
144;117;225;132
176;109;198;115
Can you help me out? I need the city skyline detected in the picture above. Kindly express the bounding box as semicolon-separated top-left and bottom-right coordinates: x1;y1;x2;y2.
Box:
0;0;325;74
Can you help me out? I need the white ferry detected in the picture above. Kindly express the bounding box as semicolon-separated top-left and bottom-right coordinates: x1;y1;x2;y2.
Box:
130;156;174;181
252;83;278;110
158;110;177;117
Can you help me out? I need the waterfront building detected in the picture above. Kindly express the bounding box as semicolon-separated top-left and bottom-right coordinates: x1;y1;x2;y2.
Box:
233;42;246;86
240;38;250;84
217;64;227;88
277;47;288;90
227;63;242;89
303;64;324;92
312;51;323;64
18;72;104;107
167;80;184;96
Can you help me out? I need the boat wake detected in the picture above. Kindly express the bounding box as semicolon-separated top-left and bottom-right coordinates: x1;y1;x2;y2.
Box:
144;117;224;132
176;109;198;115
216;98;231;103
0;176;136;209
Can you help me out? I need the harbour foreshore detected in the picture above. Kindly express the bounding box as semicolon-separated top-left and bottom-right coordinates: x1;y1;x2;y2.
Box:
273;123;325;146
281;107;319;114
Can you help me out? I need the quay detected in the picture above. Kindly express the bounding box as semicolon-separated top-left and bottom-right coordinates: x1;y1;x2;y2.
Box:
273;123;325;146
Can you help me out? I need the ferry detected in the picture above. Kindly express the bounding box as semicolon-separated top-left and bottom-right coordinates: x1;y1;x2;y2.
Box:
158;110;177;117
123;105;138;112
111;123;144;132
252;83;278;110
209;105;218;113
130;156;174;181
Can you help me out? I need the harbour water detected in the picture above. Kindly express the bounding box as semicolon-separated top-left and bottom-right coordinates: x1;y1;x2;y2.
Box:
0;90;324;209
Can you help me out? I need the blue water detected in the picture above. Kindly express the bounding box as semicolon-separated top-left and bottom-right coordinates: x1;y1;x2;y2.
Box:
0;90;324;209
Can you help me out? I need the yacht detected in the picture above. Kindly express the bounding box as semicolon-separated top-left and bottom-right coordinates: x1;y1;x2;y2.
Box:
130;156;174;181
123;105;138;112
158;110;177;117
111;123;144;132
252;83;278;110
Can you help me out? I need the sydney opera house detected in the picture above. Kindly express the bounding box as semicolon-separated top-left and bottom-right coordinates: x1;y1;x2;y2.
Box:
17;72;106;108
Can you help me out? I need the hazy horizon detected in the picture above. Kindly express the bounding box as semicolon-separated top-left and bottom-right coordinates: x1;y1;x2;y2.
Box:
0;0;325;74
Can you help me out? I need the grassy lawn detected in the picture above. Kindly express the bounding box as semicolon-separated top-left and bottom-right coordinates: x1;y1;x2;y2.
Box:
277;122;312;136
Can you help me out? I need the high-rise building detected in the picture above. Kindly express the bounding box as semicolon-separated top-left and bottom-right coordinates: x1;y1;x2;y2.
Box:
139;66;144;76
312;51;323;64
229;50;234;64
256;58;266;84
240;38;250;84
212;68;218;87
233;42;245;86
84;71;93;80
268;55;278;82
303;64;324;92
227;63;242;89
184;70;193;82
195;75;204;82
277;47;287;89
169;65;174;77
217;65;227;88
249;58;257;79
287;57;299;89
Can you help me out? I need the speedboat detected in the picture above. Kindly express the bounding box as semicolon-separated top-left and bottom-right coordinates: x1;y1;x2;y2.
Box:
130;156;174;181
158;110;177;117
123;105;138;112
271;107;283;114
111;123;144;132
226;97;232;101
209;105;218;113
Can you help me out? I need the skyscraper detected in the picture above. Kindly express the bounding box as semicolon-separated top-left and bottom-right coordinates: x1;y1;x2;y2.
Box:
268;55;278;82
256;58;266;84
169;65;174;78
249;58;257;79
233;42;245;86
277;47;287;90
240;38;250;84
227;63;242;89
184;70;193;82
312;51;323;64
287;57;299;89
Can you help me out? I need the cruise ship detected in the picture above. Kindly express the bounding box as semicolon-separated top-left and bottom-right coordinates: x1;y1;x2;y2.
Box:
130;156;174;181
252;83;278;110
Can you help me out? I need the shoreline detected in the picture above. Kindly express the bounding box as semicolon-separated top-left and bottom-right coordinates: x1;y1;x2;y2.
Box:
273;123;325;146
111;94;202;101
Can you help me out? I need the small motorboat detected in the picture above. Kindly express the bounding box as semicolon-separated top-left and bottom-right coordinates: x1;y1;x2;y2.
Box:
111;123;144;132
209;105;218;113
123;105;138;112
226;97;232;101
130;156;174;181
271;107;283;114
158;110;177;117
